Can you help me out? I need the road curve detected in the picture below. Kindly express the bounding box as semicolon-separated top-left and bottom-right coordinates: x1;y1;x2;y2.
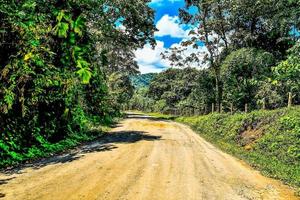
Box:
0;113;298;200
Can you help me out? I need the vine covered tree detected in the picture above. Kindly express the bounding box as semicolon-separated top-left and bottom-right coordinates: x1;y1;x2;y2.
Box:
0;0;156;165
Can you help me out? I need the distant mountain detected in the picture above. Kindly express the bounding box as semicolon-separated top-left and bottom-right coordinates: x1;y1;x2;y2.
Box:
130;73;157;89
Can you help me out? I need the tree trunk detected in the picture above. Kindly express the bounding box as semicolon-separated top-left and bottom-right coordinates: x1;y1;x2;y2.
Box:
262;98;266;110
245;103;248;113
214;68;222;113
288;92;292;108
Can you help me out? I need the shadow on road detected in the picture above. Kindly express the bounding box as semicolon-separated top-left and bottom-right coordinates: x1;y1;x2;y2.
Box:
1;130;161;179
103;131;161;143
0;177;15;198
0;177;15;185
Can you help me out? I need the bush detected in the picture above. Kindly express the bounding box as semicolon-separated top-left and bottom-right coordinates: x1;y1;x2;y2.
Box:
176;107;300;188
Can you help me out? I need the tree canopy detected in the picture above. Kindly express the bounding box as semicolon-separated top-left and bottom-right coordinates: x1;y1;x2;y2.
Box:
0;0;156;166
133;0;300;114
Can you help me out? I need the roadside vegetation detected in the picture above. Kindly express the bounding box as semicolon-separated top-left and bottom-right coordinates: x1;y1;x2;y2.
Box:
176;107;300;190
0;1;156;168
129;0;300;114
1;1;299;194
127;0;300;191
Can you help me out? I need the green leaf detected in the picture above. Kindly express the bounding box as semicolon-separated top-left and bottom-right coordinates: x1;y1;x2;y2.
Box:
76;59;90;69
76;68;92;84
22;1;37;9
24;52;33;61
74;16;85;36
56;10;65;22
69;32;76;44
30;40;40;47
72;46;84;60
54;22;69;38
4;89;15;110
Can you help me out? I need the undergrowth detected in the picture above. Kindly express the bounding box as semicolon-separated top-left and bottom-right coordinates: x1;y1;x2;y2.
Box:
146;112;176;120
0;116;118;169
176;107;300;190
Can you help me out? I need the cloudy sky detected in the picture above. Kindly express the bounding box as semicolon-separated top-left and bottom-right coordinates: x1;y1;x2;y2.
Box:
134;0;202;74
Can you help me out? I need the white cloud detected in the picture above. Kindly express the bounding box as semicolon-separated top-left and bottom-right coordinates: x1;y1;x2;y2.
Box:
135;40;170;74
138;64;165;74
134;38;209;74
170;42;208;69
155;15;188;38
150;0;163;4
135;20;211;74
149;0;181;7
135;41;165;65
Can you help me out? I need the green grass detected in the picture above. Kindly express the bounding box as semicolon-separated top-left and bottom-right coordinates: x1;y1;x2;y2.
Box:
146;112;176;120
176;107;300;191
127;110;176;120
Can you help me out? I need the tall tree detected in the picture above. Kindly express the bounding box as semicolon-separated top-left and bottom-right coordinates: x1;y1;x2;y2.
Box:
165;0;299;112
0;0;157;163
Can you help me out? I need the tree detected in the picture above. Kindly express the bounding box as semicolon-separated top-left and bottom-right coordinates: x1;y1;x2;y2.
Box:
128;87;155;111
90;0;157;75
147;68;199;112
175;0;230;112
0;0;156;164
108;72;134;106
227;0;299;54
221;48;275;110
187;69;216;112
165;0;299;112
273;42;300;105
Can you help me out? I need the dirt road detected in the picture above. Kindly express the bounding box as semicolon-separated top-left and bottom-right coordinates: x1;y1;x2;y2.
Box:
0;114;298;200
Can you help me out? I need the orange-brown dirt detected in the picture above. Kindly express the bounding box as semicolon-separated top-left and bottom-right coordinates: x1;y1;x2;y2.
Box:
0;113;298;200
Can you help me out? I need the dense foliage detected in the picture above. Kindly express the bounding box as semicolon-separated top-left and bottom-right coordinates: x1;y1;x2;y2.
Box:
177;107;300;188
221;48;276;110
128;68;213;113
134;0;300;114
0;0;156;166
130;73;157;89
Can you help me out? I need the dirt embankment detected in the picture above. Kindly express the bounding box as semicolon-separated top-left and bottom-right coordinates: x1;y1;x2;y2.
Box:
0;114;298;200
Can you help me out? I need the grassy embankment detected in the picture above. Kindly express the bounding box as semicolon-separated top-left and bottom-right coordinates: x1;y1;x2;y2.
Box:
146;112;176;120
0;118;119;169
175;107;300;191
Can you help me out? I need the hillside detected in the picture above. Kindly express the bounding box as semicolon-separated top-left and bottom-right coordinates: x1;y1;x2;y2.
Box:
176;107;300;189
130;73;157;89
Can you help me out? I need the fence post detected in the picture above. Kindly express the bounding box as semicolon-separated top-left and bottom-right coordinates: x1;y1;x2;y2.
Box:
288;92;292;108
245;103;248;113
262;98;266;110
230;103;233;115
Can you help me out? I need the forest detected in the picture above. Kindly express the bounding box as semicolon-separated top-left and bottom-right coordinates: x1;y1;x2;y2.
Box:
129;0;300;115
0;0;300;198
127;0;300;189
0;0;300;190
0;0;156;167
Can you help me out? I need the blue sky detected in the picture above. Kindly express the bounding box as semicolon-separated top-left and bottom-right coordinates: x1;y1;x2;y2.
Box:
134;0;205;74
150;0;185;49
